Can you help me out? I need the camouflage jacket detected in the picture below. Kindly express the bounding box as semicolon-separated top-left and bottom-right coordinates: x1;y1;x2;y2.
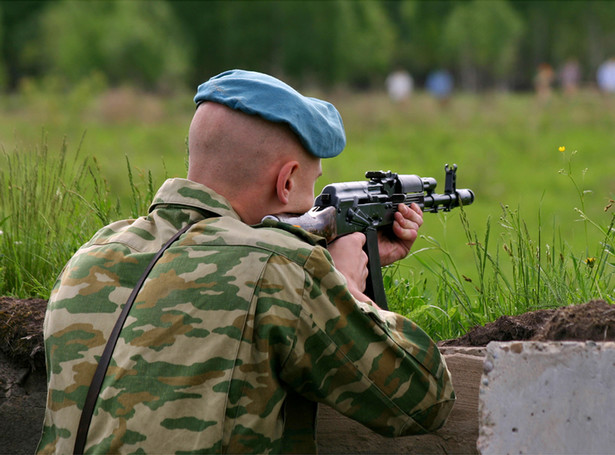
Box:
37;178;454;454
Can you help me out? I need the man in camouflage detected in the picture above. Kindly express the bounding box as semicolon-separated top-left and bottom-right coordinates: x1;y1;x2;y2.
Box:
37;70;455;454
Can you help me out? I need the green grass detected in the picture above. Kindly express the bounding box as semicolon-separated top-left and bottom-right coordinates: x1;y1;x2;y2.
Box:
0;133;94;297
0;133;159;298
387;203;614;340
328;89;615;338
0;82;613;340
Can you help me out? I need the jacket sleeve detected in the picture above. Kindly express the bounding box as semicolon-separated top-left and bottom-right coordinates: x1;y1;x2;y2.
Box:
277;246;455;437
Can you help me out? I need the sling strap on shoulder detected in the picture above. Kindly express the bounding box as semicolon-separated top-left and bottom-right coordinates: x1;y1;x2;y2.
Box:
73;223;194;454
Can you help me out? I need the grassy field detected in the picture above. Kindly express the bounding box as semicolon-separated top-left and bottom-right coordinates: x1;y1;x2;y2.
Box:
1;80;614;339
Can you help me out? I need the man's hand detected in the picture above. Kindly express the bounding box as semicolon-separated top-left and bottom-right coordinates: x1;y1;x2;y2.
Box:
327;232;371;303
378;203;423;266
327;203;422;304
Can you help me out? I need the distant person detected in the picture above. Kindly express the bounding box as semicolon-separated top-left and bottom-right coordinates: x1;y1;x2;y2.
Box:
559;59;581;95
385;69;413;103
534;63;554;101
425;70;453;105
597;58;615;93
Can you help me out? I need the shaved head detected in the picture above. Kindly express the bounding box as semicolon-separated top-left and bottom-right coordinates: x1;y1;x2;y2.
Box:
187;102;321;223
189;103;306;188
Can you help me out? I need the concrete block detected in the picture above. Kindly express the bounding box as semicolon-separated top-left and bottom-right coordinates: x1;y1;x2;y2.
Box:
478;341;615;455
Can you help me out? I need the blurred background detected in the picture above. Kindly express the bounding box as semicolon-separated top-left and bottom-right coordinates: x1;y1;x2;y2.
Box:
2;0;615;93
0;1;614;331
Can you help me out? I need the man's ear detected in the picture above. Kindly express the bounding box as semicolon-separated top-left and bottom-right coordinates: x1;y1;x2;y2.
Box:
276;160;299;205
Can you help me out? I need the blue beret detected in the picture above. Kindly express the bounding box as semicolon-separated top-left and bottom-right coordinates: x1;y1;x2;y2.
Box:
194;69;346;159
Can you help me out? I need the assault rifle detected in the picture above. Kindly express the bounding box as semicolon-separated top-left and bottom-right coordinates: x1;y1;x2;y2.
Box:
264;164;474;310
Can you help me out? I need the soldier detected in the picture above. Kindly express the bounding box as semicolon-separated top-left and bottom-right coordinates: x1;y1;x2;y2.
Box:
37;70;454;454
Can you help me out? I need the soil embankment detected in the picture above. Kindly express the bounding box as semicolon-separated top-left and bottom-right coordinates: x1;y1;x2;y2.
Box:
2;297;614;454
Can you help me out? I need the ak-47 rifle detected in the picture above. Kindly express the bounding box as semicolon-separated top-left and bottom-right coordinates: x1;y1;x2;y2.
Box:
264;164;474;309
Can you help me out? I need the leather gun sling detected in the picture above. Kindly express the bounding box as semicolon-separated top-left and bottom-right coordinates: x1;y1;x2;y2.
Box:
73;223;194;454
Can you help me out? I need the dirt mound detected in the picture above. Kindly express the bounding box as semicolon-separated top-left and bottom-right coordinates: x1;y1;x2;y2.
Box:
2;297;615;359
440;300;615;347
536;300;615;341
1;297;611;455
0;297;47;368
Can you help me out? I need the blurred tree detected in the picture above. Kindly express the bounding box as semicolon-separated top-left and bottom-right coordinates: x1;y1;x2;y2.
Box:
1;0;50;90
4;0;615;93
0;5;6;90
572;2;615;76
275;1;341;84
387;0;458;80
333;1;396;87
442;0;524;91
511;1;552;73
26;0;191;91
168;0;394;89
547;3;586;65
510;1;615;89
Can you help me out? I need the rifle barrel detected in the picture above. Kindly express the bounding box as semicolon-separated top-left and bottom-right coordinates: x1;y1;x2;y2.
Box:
412;188;474;213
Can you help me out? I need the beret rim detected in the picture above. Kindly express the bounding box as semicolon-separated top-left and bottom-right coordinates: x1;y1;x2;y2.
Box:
194;69;346;159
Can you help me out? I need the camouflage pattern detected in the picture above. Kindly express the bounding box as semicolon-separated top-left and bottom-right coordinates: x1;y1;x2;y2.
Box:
36;178;455;454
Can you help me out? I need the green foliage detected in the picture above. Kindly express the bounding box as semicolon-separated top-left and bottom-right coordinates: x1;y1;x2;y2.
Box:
511;1;615;73
443;0;524;88
1;88;614;341
333;1;396;84
393;0;458;71
0;5;6;89
0;133;162;298
0;133;94;297
322;89;615;339
386;205;615;340
386;163;615;340
167;0;395;87
3;1;615;90
29;0;191;90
